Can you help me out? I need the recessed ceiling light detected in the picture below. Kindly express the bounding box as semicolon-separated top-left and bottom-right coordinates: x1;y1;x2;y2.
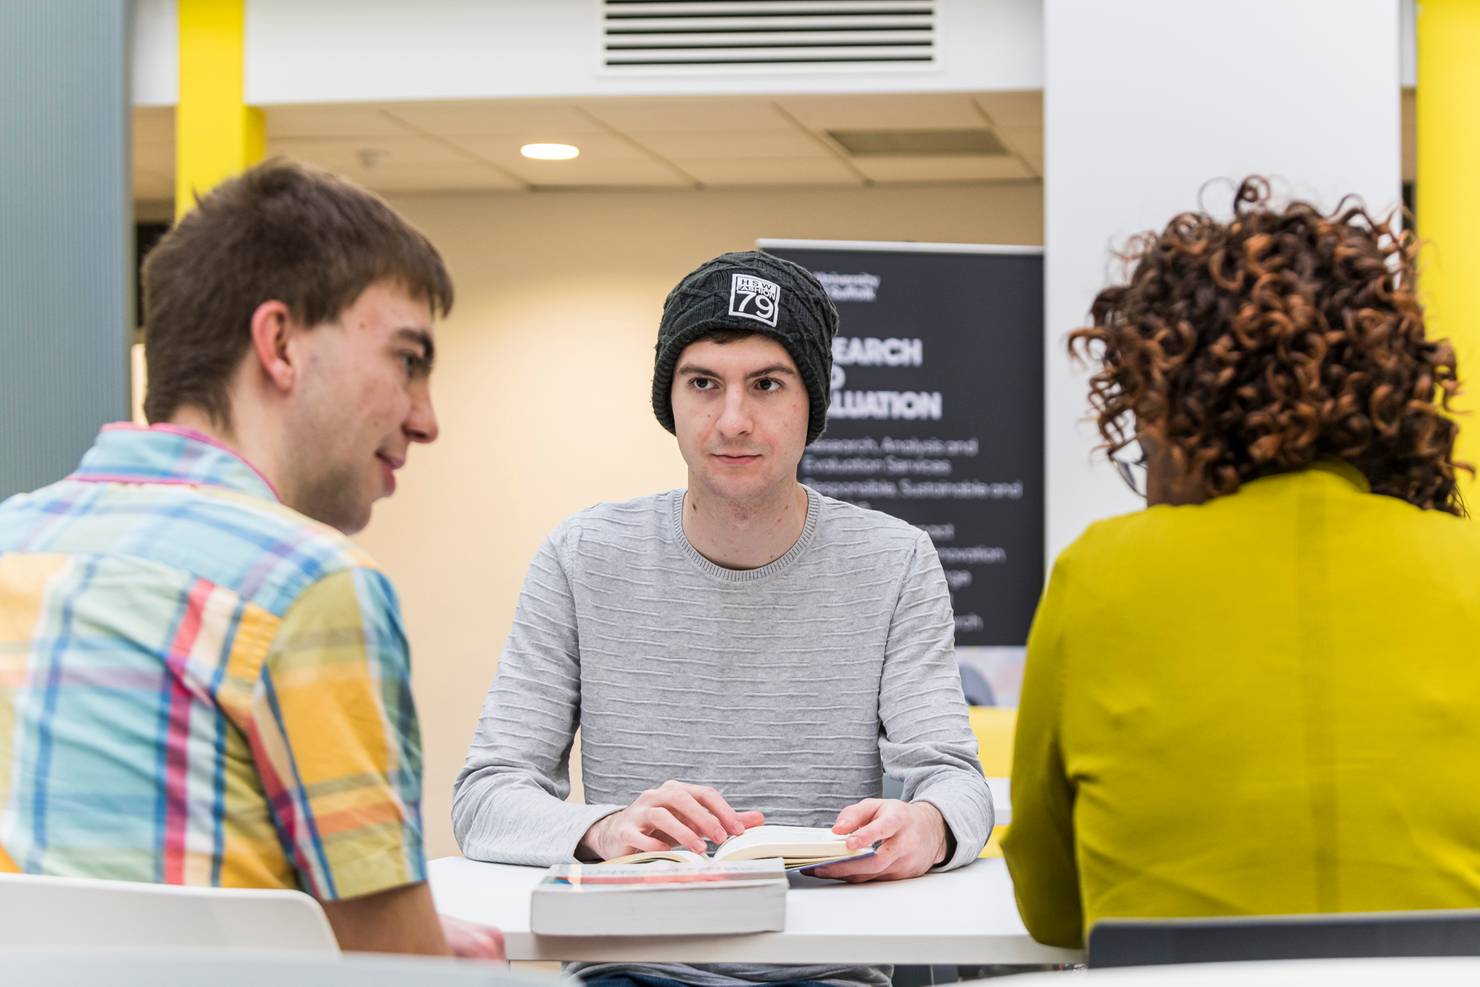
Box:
521;143;580;161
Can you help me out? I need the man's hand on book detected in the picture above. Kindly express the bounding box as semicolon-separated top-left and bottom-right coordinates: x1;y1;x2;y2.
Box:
579;780;766;860
812;798;949;882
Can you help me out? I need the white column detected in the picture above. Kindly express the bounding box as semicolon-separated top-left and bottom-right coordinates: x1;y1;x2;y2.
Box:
1043;0;1403;561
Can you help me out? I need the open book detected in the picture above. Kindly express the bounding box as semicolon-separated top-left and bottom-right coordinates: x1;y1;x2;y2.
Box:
603;824;874;870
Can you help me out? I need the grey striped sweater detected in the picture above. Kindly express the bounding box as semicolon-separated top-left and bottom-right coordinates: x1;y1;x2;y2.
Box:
453;486;993;986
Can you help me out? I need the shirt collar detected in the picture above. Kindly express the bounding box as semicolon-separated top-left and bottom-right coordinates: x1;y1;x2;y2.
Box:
1307;456;1371;493
70;423;282;503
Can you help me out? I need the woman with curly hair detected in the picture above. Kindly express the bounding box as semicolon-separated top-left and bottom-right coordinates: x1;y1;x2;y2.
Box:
1002;179;1480;950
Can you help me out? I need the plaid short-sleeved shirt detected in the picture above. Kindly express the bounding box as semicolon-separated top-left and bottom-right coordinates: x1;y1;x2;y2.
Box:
0;423;426;899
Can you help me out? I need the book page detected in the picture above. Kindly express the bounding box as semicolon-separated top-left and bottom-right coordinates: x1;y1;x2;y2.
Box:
602;848;709;866
544;860;785;889
712;824;852;861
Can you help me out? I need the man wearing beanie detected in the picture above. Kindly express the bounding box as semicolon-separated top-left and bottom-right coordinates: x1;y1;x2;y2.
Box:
454;251;992;987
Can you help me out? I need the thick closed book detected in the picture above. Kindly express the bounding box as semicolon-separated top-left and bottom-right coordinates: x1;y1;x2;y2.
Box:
530;860;786;936
604;824;875;870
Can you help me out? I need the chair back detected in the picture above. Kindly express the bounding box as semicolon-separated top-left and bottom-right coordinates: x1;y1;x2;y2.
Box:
967;704;1015;777
1088;911;1480;968
968;704;1015;857
0;947;559;986
0;872;337;952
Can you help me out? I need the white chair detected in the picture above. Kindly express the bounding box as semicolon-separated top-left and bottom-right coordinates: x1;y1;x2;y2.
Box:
0;947;559;986
0;871;337;951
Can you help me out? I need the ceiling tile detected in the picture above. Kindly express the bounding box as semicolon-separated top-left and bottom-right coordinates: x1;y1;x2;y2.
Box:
129;94;1053;194
973;91;1042;130
447;132;699;187
631;130;830;161
386;101;610;137
133;106;174;144
265;105;416;139
453;133;656;168
677;157;862;188
133;141;174;181
133;167;174;202
355;162;525;193
509;157;690;189
996;126;1043;174
583;99;793;133
456;132;691;187
780;94;986;131
850;155;1035;184
267;137;522;191
132;105;175;200
269;136;474;171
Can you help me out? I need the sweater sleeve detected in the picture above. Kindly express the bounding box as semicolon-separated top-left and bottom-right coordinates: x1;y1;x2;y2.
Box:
878;531;995;870
451;526;624;865
1001;551;1083;947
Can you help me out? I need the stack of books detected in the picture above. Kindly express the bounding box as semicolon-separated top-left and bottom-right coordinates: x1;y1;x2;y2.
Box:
532;859;786;935
530;825;875;936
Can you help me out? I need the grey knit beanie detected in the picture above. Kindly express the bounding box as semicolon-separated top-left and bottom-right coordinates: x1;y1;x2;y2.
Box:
651;250;839;444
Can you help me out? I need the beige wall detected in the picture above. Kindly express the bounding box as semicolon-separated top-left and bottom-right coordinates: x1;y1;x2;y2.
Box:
356;181;1044;858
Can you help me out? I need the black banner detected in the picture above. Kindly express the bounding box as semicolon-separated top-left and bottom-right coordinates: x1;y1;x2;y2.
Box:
765;242;1044;649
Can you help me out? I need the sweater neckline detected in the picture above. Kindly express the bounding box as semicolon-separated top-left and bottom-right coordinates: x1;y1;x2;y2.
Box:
669;485;820;583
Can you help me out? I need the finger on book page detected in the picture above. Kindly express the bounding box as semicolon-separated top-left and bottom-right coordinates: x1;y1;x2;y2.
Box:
665;785;734;844
644;806;707;854
832;798;885;836
682;783;755;838
735;810;765;830
621;827;673;854
845;808;907;850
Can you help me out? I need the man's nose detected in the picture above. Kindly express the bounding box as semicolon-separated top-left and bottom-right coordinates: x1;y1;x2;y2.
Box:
715;389;753;436
406;389;439;444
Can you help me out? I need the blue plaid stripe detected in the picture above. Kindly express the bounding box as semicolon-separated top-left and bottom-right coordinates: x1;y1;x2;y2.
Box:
25;557;102;872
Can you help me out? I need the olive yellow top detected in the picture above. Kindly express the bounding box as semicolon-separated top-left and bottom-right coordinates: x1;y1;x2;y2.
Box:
1004;460;1480;948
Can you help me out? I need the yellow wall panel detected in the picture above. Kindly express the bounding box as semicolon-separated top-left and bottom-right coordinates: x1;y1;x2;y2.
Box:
1417;0;1480;503
175;0;264;219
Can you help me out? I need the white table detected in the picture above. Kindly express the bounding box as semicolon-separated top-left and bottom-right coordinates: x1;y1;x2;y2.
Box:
429;856;1082;966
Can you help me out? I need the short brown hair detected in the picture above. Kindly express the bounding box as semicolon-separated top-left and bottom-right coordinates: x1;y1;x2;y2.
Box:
1070;177;1468;515
141;159;453;427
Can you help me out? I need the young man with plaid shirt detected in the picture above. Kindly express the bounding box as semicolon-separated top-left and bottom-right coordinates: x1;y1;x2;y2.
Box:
0;160;501;959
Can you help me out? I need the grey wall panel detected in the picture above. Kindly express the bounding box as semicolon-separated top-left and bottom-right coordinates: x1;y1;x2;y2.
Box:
0;0;132;498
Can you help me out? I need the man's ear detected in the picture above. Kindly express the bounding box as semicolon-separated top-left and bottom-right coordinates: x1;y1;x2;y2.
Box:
248;300;296;392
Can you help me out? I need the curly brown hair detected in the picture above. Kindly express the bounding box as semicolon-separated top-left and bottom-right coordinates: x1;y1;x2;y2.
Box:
1069;177;1469;515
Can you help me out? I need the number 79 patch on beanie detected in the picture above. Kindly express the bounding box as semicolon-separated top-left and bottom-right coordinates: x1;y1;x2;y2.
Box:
729;273;781;328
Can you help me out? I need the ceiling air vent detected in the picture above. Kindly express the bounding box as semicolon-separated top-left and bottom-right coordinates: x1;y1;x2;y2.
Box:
829;128;1007;156
602;0;937;70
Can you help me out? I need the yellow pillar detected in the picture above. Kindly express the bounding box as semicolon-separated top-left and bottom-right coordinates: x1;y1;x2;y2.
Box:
1417;0;1480;502
175;0;265;220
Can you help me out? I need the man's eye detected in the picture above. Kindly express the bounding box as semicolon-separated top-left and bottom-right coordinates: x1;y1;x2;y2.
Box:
400;353;425;377
755;377;781;392
691;378;716;390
